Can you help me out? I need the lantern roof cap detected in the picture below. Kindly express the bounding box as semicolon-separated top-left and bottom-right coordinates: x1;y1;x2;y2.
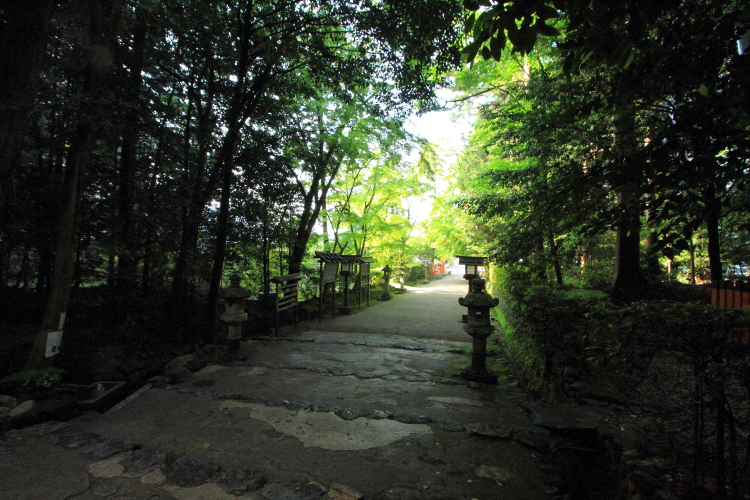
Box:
456;255;486;265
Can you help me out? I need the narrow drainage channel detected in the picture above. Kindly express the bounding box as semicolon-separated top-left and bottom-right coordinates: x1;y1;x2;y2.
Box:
550;436;622;499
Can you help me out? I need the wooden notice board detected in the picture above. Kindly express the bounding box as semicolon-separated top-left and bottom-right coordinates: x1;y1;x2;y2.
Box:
319;261;339;321
359;262;371;307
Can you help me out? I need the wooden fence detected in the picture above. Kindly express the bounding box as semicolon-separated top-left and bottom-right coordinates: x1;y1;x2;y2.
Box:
711;280;750;310
711;280;750;343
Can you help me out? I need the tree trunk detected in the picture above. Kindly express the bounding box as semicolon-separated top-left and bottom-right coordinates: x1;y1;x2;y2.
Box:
26;0;121;369
0;0;55;210
612;189;647;292
115;10;146;318
26;121;94;368
205;144;235;344
611;111;647;293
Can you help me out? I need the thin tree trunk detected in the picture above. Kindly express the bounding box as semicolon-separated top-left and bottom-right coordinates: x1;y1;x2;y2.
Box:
705;190;723;284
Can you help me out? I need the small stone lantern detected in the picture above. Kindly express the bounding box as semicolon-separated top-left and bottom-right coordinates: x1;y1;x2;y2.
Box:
380;265;392;301
458;277;499;384
219;274;250;357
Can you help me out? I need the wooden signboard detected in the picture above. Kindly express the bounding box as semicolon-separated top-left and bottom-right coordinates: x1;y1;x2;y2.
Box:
359;262;371;308
319;261;339;321
322;262;338;283
271;273;302;337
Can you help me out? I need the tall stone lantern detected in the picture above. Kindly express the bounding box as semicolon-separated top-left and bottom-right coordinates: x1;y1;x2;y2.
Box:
380;265;392;301
459;277;499;384
219;274;250;357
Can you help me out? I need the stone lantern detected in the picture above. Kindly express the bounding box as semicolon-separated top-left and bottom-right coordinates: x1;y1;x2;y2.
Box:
458;277;499;384
380;265;392;301
219;274;250;357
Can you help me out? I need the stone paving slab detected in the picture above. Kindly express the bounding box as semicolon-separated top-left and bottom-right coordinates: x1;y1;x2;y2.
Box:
0;275;565;500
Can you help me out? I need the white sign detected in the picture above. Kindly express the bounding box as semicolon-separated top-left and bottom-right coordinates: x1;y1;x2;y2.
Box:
45;330;63;358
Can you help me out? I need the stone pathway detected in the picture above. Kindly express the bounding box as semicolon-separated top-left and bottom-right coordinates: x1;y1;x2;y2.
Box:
0;275;576;500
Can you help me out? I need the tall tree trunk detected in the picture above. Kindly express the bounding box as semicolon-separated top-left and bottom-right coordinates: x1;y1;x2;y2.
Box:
26;0;121;369
115;10;146;318
27;120;95;367
205;145;235;344
612;189;646;292
611;111;647;293
0;0;55;210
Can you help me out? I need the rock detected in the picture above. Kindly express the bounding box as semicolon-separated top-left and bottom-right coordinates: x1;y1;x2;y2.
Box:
434;378;463;385
297;482;327;499
258;482;305;500
335;408;364;420
475;464;511;483
122;448;166;475
165;354;203;374
311;405;340;413
165;367;192;384
364;409;392;419
8;400;36;420
403;376;427;383
83;439;139;460
327;483;362;499
381;375;400;381
196;344;227;365
353;372;377;379
465;423;512;440
163;456;220;487
191;379;216;388
370;486;422;499
0;395;18;408
525;403;603;432
86;455;127;478
56;429;104;449
437;419;464;432
90;480;118;497
515;426;551;449
218;467;261;495
330;370;353;377
393;414;431;424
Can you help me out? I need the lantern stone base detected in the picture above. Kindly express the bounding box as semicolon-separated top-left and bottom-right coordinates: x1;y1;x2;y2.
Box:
461;365;498;384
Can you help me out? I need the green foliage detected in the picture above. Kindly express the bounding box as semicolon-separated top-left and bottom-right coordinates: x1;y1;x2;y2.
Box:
1;368;65;388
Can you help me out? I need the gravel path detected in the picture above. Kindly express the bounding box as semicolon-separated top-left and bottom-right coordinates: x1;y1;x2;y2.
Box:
304;273;471;342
